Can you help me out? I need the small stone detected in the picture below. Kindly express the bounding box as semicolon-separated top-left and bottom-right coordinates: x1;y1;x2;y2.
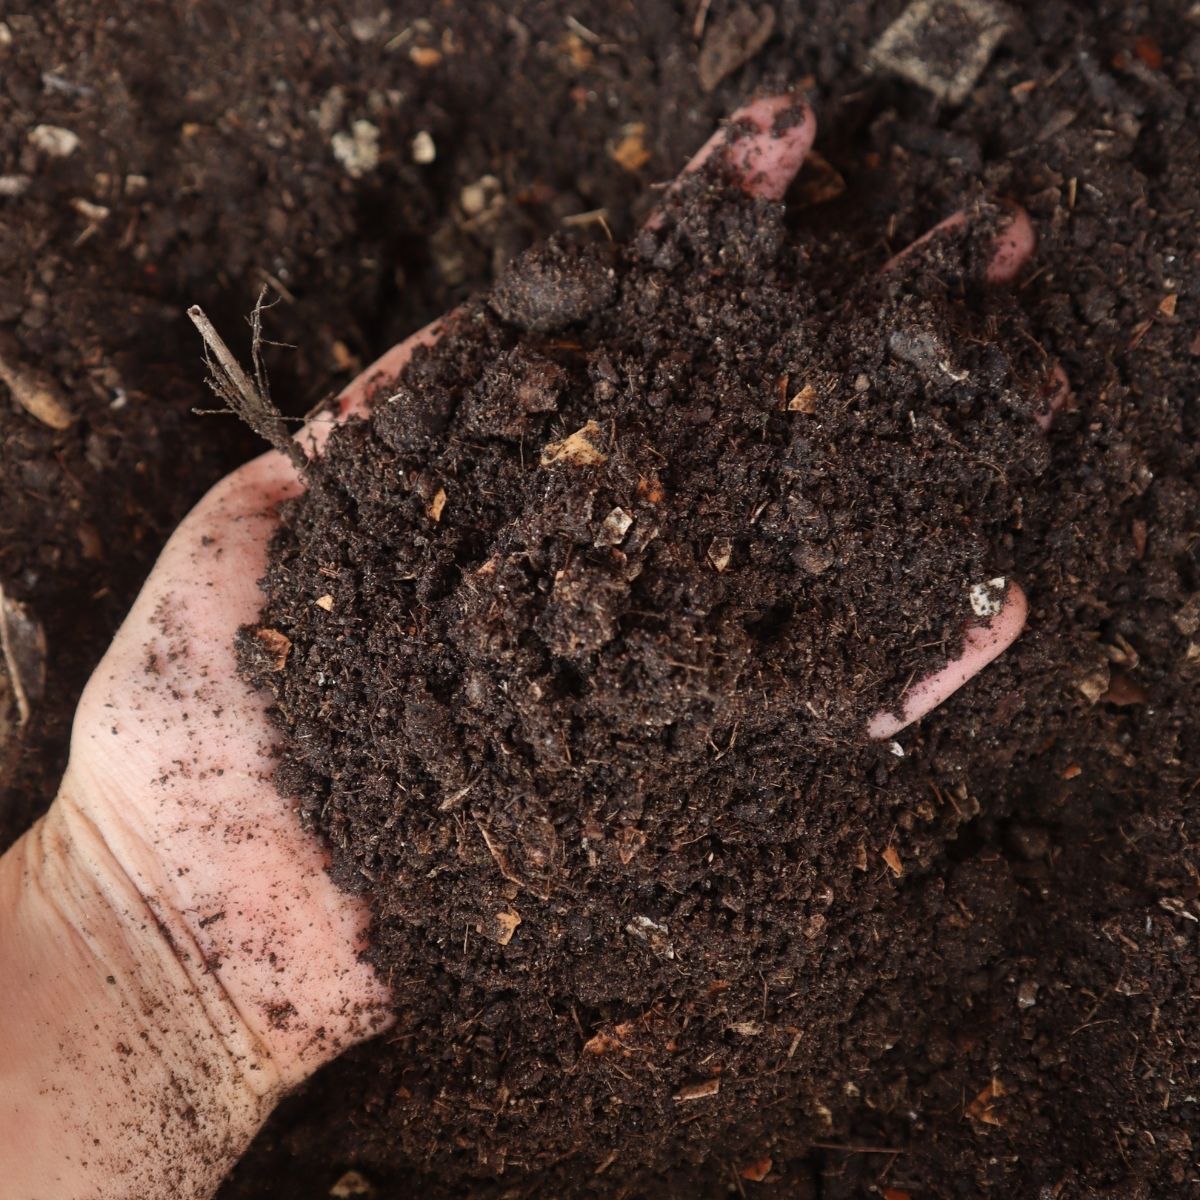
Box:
596;507;633;548
871;0;1014;106
315;593;335;611
331;119;380;178
411;130;436;164
888;740;905;757
460;174;500;217
409;45;443;68
0;21;12;46
968;576;1006;618
0;175;30;197
853;373;871;393
1016;980;1039;1009
329;1171;372;1198
1077;665;1110;704
28;124;80;158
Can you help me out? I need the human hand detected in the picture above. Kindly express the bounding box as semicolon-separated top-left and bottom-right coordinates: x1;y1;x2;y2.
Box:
0;93;1057;1199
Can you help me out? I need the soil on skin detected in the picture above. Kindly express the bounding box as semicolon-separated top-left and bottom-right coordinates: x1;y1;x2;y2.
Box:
2;2;1199;1198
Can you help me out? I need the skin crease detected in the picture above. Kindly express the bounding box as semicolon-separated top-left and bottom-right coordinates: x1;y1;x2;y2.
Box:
0;94;1050;1199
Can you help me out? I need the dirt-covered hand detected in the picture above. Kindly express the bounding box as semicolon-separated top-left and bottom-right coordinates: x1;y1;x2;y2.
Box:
0;93;1055;1200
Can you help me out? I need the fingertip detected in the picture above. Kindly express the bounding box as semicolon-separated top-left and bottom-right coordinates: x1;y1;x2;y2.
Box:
866;581;1028;741
985;206;1035;284
727;95;817;201
680;93;817;202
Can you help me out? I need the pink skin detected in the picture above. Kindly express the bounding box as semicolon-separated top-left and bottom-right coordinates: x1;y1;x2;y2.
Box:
0;95;1050;1198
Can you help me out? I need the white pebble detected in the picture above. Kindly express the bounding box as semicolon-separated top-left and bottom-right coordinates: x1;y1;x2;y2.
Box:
331;119;380;178
969;576;1007;618
888;741;905;757
411;130;436;164
0;175;30;197
28;124;80;158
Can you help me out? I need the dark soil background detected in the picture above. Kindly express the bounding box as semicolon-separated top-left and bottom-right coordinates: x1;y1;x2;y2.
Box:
2;1;1198;1197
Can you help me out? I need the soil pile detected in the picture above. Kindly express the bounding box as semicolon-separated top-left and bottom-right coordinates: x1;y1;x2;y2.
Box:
239;159;1057;1194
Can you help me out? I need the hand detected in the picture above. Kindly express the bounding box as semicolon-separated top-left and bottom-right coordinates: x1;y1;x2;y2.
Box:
0;94;1058;1199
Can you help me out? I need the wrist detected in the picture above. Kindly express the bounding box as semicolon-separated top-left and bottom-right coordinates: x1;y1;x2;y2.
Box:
0;796;280;1199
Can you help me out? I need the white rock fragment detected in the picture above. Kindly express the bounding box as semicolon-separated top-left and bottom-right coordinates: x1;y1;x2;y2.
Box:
871;0;1013;105
411;130;436;164
331;119;380;178
28;124;80;158
0;175;30;197
625;914;674;959
707;536;733;573
0;22;12;47
1016;980;1039;1009
460;174;501;217
329;1170;372;1197
968;576;1007;618
595;506;633;548
888;740;905;758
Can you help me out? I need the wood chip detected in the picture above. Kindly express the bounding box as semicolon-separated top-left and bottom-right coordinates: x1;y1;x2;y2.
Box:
788;383;818;413
427;486;447;522
0;335;74;429
881;846;903;876
1;584;46;731
315;593;335;611
1061;763;1082;780
727;1020;763;1036
493;908;522;946
965;1077;1006;1126
610;123;651;172
540;420;608;467
409;45;443;67
707;536;733;573
636;474;666;504
1099;671;1147;706
697;3;776;93
740;1156;772;1182
583;1030;622;1055
254;627;292;671
1159;293;1178;317
674;1077;720;1102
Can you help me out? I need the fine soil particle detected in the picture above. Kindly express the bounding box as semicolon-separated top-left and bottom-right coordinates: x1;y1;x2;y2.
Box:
1;2;1197;1198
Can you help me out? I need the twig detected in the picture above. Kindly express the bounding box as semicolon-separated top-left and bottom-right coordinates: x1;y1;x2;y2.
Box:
187;291;306;472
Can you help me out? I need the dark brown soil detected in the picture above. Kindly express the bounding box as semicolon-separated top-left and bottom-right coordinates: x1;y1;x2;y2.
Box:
3;2;1199;1198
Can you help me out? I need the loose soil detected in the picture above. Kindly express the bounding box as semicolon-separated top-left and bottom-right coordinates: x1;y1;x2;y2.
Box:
2;2;1199;1198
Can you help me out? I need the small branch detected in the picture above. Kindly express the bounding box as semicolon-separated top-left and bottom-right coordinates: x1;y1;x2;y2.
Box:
187;293;306;472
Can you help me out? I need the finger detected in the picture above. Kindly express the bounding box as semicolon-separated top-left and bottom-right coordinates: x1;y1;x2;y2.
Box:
882;204;1036;284
867;582;1028;741
665;93;816;211
299;314;452;456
